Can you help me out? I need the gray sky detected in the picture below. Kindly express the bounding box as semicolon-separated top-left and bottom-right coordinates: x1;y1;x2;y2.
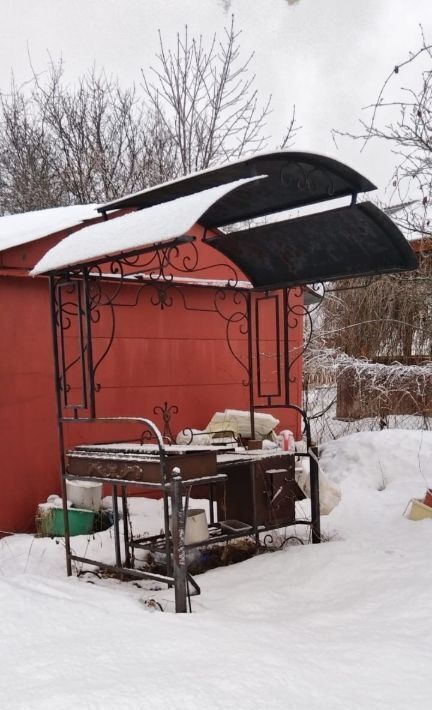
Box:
1;0;431;202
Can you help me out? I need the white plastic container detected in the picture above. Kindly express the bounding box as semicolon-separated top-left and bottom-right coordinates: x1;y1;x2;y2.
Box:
170;508;209;545
66;480;103;512
184;509;209;545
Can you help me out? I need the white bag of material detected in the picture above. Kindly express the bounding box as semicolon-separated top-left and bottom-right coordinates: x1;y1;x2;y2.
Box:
207;409;279;439
295;456;341;515
176;429;212;446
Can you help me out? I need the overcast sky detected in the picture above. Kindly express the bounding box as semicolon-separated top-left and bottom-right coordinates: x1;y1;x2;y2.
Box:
1;0;431;203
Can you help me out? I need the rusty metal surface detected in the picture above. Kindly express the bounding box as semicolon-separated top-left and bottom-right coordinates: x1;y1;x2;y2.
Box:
66;448;217;482
216;454;297;528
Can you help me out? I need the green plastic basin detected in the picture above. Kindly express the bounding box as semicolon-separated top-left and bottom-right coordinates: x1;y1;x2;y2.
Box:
37;506;95;537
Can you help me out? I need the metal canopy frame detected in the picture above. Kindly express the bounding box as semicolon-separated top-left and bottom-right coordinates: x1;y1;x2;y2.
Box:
48;242;322;430
48;245;322;613
41;151;418;612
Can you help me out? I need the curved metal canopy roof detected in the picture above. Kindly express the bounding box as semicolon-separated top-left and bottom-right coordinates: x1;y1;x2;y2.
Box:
208;202;418;289
98;151;376;226
32;151;417;287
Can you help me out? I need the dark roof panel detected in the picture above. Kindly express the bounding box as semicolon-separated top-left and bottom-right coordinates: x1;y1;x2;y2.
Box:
207;202;418;289
99;151;376;226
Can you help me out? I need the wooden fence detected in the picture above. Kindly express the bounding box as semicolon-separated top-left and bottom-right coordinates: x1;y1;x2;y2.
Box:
335;359;432;420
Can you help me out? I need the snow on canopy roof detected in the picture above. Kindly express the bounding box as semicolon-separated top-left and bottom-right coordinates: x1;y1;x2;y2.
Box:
31;176;264;275
0;204;98;253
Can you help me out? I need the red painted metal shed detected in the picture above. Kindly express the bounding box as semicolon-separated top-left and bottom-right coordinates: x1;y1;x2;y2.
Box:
0;202;304;533
0;151;416;535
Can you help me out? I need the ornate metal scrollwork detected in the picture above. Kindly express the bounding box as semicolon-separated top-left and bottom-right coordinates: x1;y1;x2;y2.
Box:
280;162;336;198
153;402;179;443
124;465;144;481
88;462;107;477
150;283;174;310
262;532;305;550
214;289;250;385
286;283;326;384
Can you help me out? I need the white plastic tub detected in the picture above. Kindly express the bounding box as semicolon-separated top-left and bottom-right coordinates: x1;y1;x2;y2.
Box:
66;480;103;512
170;508;209;545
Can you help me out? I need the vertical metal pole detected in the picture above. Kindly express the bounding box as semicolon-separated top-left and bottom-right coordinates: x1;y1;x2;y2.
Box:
161;455;173;581
76;279;89;410
283;288;290;405
112;484;122;568
82;268;96;418
251;460;260;547
49;277;72;576
59;432;72;576
121;485;131;568
57;285;69;410
309;445;321;544
170;468;187;613
247;292;256;439
209;484;215;526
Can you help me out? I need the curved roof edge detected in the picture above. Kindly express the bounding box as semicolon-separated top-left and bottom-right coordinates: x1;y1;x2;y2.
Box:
97;151;376;221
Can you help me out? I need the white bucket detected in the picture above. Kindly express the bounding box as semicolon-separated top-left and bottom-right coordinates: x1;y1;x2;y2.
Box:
170;508;209;545
66;480;103;512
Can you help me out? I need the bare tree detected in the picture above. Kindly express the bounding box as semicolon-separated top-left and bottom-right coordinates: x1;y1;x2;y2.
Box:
333;29;432;239
316;265;432;361
0;78;61;213
321;32;432;364
0;19;297;215
0;63;179;213
142;17;297;175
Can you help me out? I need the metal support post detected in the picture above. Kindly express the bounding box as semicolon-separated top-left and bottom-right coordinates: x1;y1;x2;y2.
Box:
309;445;321;544
170;468;187;613
121;485;131;568
250;460;260;547
162;490;173;581
112;484;122;567
49;277;72;576
60;471;72;576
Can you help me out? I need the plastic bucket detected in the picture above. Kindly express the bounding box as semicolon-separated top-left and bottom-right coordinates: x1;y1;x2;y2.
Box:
66;480;102;511
37;506;95;537
170;508;209;545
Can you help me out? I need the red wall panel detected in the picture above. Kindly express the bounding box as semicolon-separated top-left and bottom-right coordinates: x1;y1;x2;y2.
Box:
1;229;304;533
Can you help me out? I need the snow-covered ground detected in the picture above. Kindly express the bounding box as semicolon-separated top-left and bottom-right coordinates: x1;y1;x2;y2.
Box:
2;429;432;709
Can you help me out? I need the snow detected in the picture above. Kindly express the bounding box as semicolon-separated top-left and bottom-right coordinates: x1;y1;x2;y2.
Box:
31;176;265;275
2;429;432;708
0;203;98;253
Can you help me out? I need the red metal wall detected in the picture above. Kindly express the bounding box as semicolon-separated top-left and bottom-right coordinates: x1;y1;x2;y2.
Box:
0;228;303;533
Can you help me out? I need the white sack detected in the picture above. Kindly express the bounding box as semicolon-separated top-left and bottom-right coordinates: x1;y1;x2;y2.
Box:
295;456;341;515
